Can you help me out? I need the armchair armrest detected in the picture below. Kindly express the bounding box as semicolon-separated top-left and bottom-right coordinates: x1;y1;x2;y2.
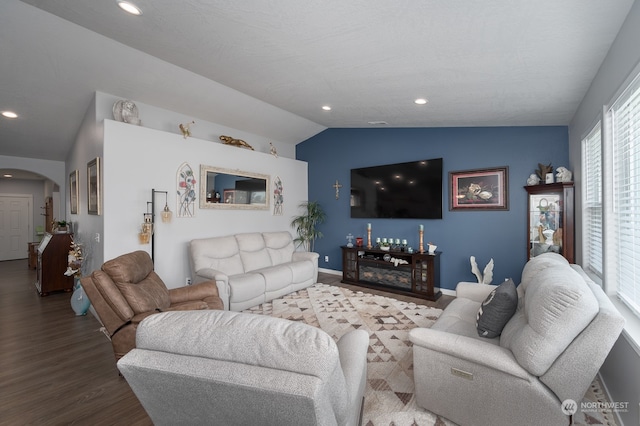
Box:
455;282;496;303
337;329;369;425
168;280;220;304
292;251;319;262
409;328;530;380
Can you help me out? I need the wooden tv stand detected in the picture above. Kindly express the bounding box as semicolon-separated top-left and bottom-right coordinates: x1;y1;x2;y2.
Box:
341;246;441;301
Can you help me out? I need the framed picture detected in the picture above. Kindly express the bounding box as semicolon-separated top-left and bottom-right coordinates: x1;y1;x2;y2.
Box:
87;157;101;215
69;170;79;214
450;166;509;211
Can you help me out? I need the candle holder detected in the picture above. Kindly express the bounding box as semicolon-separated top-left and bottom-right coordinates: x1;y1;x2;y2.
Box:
419;229;425;253
367;228;372;249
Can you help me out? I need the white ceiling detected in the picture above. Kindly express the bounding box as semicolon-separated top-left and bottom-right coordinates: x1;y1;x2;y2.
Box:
0;0;635;165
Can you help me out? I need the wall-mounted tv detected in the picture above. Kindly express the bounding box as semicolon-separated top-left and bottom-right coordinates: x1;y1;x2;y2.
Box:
350;158;443;219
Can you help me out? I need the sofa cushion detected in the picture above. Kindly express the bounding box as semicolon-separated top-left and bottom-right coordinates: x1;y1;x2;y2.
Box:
500;264;599;376
432;297;501;343
190;236;244;276
263;231;295;265
476;279;517;338
228;273;266;304
236;233;273;271
288;259;315;283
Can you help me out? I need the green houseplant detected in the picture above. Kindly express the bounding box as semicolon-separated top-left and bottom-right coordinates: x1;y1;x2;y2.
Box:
290;201;326;252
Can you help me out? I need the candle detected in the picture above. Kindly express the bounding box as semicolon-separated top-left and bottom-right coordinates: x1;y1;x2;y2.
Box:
419;224;424;231
367;223;371;230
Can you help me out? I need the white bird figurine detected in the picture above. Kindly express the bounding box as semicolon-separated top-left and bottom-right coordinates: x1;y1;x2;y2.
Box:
269;142;278;158
470;256;494;284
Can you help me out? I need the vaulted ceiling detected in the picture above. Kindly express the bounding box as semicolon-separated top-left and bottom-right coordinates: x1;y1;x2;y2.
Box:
0;0;635;162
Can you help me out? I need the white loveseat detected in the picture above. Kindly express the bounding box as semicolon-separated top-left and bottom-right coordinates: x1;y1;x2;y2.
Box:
188;231;318;311
409;253;625;426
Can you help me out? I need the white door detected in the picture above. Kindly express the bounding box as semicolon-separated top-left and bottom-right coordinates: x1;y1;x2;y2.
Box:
0;195;32;261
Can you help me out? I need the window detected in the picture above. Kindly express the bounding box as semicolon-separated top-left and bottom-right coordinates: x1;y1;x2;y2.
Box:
582;123;602;277
609;73;640;317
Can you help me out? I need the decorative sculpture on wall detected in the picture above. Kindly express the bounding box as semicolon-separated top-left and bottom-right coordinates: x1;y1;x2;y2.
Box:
273;176;283;216
219;135;254;150
179;121;195;139
177;162;196;217
470;256;494;284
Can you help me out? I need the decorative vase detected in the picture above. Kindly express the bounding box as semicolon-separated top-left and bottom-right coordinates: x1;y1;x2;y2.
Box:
70;279;90;316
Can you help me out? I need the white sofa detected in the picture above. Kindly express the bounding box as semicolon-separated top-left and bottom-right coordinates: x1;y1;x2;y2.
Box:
409;253;625;426
118;310;369;426
188;231;319;311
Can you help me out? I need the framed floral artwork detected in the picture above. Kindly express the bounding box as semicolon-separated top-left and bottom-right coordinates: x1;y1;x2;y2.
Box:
87;157;101;215
450;166;509;211
69;170;79;214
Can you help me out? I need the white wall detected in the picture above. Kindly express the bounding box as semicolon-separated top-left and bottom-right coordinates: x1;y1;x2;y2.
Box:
103;120;308;287
65;91;308;276
568;2;640;424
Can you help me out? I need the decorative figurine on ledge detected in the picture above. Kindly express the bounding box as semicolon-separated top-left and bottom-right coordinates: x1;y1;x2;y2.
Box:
269;142;278;158
527;173;541;186
220;135;254;150
179;121;195;139
555;166;573;182
536;163;553;182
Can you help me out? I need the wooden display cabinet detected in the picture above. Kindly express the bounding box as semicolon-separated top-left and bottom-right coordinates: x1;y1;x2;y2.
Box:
341;246;441;301
36;233;74;296
525;182;574;263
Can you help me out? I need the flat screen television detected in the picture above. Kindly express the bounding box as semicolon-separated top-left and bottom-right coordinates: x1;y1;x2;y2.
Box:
350;158;443;219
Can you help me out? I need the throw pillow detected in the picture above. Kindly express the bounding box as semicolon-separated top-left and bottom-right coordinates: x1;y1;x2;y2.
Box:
476;278;518;338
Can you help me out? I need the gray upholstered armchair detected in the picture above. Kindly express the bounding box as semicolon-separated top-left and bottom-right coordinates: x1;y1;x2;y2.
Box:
409;253;625;426
117;310;369;426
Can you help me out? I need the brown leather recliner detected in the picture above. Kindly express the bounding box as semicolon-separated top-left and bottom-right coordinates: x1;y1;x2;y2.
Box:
80;250;223;362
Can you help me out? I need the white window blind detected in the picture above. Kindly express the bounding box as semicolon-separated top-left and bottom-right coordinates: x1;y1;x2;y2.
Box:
583;123;602;276
610;74;640;317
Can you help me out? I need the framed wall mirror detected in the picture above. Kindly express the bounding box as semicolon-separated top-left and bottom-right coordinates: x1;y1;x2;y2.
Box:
199;165;270;210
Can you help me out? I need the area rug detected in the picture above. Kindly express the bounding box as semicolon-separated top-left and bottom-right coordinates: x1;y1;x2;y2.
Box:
244;283;617;426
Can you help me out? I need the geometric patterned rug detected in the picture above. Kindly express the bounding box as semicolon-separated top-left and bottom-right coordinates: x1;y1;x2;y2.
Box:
244;283;618;426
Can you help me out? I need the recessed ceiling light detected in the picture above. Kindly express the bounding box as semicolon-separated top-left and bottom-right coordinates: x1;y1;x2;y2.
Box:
117;1;142;15
1;111;18;118
321;105;332;111
414;98;428;105
3;174;13;178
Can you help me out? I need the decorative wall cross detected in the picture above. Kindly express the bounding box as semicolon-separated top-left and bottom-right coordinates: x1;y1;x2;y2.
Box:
333;180;343;199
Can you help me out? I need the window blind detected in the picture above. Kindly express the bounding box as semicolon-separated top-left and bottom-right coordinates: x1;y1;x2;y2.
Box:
583;123;602;276
610;75;640;316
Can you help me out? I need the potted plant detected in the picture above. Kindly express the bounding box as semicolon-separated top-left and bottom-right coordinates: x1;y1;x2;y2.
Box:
290;201;326;252
54;219;69;233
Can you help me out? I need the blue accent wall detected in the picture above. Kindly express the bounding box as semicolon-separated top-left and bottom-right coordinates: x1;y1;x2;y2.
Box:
296;126;569;291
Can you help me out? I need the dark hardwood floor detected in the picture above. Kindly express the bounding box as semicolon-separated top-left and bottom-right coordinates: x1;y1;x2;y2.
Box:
0;260;451;425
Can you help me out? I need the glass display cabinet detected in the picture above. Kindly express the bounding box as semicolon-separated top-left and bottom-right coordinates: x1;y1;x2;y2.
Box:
525;182;574;263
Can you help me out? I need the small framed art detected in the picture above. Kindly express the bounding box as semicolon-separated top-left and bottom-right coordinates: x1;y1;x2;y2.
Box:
87;157;101;215
450;166;509;211
69;170;79;214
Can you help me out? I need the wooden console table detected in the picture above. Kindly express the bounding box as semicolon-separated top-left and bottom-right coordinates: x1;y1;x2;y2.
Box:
341;246;441;301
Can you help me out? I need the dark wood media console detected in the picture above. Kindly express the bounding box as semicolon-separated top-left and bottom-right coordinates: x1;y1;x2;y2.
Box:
341;246;441;301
